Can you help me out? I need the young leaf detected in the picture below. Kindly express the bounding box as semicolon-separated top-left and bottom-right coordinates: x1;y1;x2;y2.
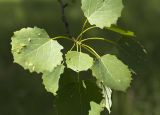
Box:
91;54;132;91
89;101;104;115
42;64;65;95
81;0;123;28
65;51;93;72
11;27;63;73
105;25;135;37
100;84;112;113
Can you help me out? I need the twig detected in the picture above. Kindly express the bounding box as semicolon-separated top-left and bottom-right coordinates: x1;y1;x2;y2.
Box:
58;0;71;37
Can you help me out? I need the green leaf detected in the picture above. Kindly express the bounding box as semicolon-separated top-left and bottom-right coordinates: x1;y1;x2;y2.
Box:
91;54;132;91
81;0;123;28
56;82;90;115
65;51;93;72
89;101;104;115
99;84;112;113
117;37;147;75
105;25;135;37
56;75;104;115
42;64;65;95
11;27;63;73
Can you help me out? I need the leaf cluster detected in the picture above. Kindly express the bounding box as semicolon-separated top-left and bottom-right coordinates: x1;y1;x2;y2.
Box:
11;0;144;114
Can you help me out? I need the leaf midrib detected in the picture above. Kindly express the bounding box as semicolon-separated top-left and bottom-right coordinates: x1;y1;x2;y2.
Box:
99;58;117;86
21;39;52;58
88;0;110;19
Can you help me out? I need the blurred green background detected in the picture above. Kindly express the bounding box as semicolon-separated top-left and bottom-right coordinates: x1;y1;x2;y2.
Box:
0;0;160;115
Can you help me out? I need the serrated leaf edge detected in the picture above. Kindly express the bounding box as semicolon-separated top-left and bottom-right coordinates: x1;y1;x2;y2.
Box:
42;64;65;95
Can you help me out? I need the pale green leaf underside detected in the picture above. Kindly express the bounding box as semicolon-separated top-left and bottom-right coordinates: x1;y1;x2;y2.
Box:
100;84;112;113
65;51;93;72
11;27;63;73
42;64;65;95
89;101;104;115
92;54;132;91
81;0;123;28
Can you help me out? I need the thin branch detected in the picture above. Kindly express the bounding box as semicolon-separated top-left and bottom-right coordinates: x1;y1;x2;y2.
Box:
81;44;101;58
58;0;72;37
76;26;97;41
81;37;117;45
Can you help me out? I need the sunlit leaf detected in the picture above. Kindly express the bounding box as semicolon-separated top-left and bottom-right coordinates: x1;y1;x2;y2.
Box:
105;25;135;37
65;51;93;72
81;0;123;28
99;83;112;113
11;27;63;73
42;64;65;95
91;54;132;91
89;101;104;115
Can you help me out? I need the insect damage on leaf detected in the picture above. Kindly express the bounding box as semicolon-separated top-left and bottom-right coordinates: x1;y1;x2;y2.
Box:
11;27;64;73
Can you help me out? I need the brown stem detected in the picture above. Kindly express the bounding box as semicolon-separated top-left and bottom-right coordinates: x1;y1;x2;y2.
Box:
58;0;72;37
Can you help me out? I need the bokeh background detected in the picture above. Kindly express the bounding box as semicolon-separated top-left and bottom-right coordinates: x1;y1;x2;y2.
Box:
0;0;160;115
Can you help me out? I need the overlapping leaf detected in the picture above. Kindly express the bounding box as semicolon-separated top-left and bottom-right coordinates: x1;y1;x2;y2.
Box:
117;37;147;75
81;0;123;28
42;64;65;95
100;84;112;113
91;54;132;91
89;101;104;115
65;51;93;72
9;0;139;114
105;25;135;37
11;27;63;73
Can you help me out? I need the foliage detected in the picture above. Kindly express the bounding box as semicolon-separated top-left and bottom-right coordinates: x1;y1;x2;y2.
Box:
10;0;146;114
89;101;104;115
66;51;93;72
91;54;132;91
81;0;123;28
11;27;63;73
